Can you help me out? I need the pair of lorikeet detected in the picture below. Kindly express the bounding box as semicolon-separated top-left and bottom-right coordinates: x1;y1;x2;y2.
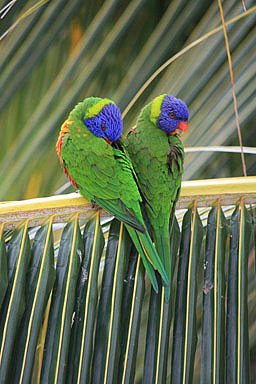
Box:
56;95;189;300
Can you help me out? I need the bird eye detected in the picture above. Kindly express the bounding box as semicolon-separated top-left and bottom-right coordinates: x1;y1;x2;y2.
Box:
169;113;176;119
101;122;106;133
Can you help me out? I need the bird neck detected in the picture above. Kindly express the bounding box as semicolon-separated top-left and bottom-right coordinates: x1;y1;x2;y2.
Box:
137;102;155;130
69;97;103;122
168;133;184;150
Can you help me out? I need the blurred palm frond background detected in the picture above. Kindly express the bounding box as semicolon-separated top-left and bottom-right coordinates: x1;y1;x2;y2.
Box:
0;0;255;201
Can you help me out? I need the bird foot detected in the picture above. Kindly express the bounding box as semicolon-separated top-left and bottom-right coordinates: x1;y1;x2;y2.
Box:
91;200;96;208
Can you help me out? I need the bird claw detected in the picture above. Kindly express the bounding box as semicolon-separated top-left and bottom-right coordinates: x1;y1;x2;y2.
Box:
91;200;96;208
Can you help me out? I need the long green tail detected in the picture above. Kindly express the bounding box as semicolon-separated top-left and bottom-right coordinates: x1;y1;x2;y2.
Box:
152;226;171;301
125;226;169;293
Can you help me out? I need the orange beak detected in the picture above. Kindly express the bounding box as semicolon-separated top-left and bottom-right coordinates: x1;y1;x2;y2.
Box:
177;121;188;134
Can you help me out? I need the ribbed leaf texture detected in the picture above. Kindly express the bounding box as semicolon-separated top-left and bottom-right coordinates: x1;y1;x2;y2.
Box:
40;214;83;383
0;221;31;382
67;212;105;383
0;201;255;382
10;218;56;383
91;219;132;384
227;201;251;384
171;205;204;384
117;245;145;384
143;217;180;384
201;204;227;384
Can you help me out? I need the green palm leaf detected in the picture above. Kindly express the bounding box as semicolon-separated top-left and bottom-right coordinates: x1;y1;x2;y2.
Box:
227;201;251;383
0;221;31;382
118;246;145;384
0;180;255;382
40;214;83;383
201;204;227;383
10;217;56;383
67;212;104;383
92;220;131;384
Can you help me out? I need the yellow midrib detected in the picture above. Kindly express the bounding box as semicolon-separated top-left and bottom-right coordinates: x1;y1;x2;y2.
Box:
77;211;100;383
155;286;165;383
54;213;79;384
237;198;244;383
121;256;141;384
182;201;197;384
0;220;29;365
19;216;54;384
104;222;124;384
213;200;221;384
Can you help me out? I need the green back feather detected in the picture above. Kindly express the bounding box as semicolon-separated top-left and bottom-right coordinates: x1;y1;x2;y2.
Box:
61;98;145;231
125;100;184;293
126;102;184;228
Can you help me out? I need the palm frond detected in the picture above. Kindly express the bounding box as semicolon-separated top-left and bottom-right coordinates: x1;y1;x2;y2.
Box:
0;177;255;382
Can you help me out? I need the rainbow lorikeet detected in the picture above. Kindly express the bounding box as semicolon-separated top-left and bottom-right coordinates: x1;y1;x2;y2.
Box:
125;94;189;300
56;97;169;292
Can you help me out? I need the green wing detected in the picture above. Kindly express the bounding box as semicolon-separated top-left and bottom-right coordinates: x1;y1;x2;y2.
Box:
125;119;184;220
125;115;184;299
60;119;145;232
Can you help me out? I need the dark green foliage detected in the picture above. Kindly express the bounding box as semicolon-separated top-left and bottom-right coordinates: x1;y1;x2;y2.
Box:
227;203;251;383
10;219;56;383
40;216;83;383
67;215;105;383
201;206;227;383
0;202;255;382
143;273;171;384
143;217;180;384
117;245;145;384
0;222;31;382
91;219;131;384
171;208;203;383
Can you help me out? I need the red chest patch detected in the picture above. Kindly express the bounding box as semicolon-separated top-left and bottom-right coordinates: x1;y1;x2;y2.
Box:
56;119;79;188
63;166;79;188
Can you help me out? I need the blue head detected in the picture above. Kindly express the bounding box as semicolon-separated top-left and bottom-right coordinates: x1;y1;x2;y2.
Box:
84;99;122;144
151;95;189;135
